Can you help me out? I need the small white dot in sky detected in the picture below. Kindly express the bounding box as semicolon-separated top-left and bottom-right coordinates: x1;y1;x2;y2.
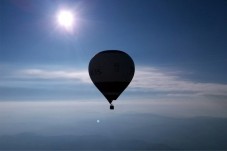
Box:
96;120;100;123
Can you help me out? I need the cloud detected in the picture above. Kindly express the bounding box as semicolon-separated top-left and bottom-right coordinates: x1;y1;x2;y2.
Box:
131;66;227;96
3;66;227;97
19;69;91;84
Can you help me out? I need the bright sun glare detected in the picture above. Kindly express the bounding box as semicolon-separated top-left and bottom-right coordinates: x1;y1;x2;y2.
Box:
57;10;74;30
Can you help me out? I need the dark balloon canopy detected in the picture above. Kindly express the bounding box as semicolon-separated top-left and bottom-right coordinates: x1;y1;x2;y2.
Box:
89;50;135;110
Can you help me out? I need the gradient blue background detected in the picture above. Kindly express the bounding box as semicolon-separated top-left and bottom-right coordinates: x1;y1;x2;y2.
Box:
0;0;227;150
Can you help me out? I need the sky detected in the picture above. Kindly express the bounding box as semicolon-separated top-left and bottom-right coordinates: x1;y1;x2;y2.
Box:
0;0;227;150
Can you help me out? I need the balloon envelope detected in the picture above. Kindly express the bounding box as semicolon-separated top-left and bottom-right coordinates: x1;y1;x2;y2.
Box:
89;50;135;104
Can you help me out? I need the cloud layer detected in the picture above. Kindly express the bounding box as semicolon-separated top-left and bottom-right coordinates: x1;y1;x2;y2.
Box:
12;66;227;97
131;67;227;96
19;69;90;83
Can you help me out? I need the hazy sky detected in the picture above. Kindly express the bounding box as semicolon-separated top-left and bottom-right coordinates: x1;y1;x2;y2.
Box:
0;0;227;149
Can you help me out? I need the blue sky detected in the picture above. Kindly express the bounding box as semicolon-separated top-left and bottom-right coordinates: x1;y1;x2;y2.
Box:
1;0;227;102
0;0;227;149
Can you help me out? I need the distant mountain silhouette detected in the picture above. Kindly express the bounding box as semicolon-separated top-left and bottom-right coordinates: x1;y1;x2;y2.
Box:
0;133;173;150
0;115;227;150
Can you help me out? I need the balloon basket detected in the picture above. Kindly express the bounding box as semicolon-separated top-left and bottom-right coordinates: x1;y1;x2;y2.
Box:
110;104;114;110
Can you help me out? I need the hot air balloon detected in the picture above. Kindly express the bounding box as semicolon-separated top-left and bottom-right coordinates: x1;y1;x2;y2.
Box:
89;50;135;110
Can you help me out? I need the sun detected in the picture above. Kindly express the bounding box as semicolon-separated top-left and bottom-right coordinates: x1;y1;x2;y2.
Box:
57;10;74;30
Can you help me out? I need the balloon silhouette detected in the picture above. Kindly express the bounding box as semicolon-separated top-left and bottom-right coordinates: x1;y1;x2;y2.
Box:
89;50;135;110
